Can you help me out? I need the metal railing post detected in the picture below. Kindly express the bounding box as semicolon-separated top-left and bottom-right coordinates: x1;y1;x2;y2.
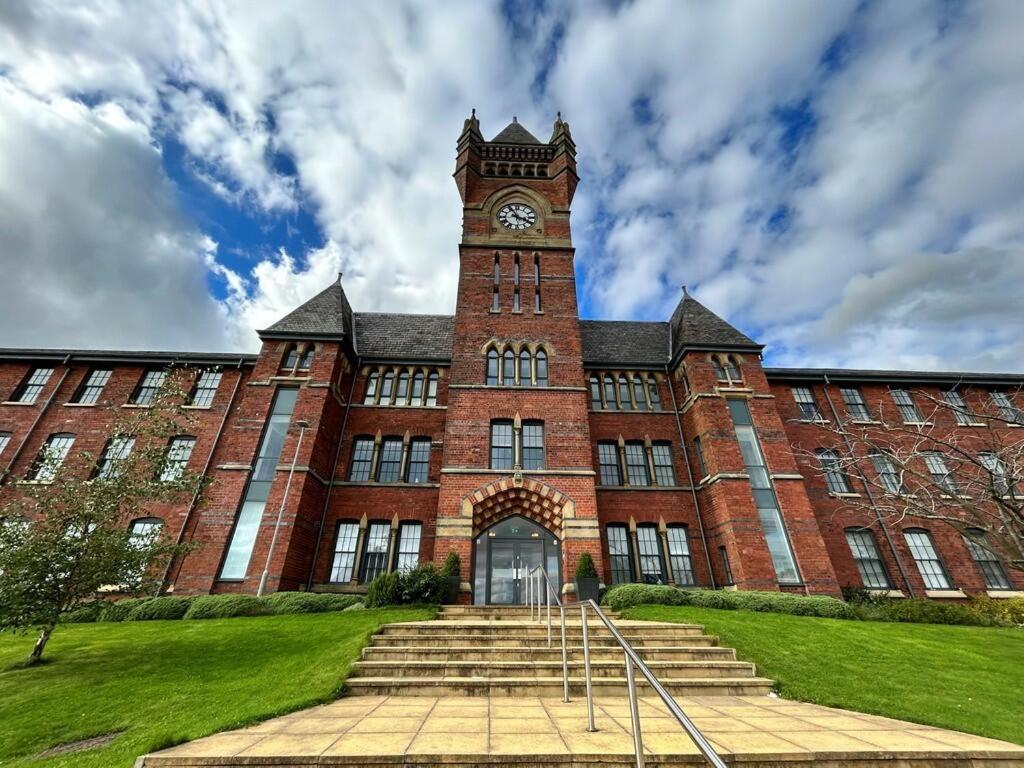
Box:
559;604;570;703
581;603;596;731
546;577;552;647
625;654;646;768
537;571;543;624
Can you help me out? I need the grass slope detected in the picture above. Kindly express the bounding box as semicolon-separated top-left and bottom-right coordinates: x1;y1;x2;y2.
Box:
625;605;1024;746
0;608;433;767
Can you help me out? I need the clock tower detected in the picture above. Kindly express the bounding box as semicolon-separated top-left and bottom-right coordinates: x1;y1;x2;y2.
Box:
437;112;601;603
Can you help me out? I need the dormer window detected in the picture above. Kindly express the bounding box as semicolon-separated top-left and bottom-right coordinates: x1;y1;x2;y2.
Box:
712;354;743;385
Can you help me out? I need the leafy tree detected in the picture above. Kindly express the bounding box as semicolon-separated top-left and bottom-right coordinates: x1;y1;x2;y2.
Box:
0;369;204;664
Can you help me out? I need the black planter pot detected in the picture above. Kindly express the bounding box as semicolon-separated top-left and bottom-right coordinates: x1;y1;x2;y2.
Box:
575;576;600;604
444;575;461;604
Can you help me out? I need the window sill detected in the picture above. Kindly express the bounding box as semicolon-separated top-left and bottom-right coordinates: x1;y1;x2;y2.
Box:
1;400;37;407
182;405;213;410
902;422;933;427
850;419;881;425
335;480;440;488
986;590;1024;598
829;492;862;498
122;404;151;409
867;589;905;598
925;589;967;599
489;309;501;314
16;479;52;485
798;418;831;425
270;375;310;382
63;402;99;408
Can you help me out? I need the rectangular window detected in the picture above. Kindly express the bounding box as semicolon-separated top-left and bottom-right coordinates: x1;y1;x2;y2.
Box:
845;529;889;589
792;386;822;420
651;443;675;486
607;525;633;584
667;526;694;585
219;388;298;580
0;431;11;457
348;437;374;481
719;546;734;585
904;530;951;590
395;372;409;404
871;452;903;494
647;378;661;410
425;372;438;406
490;421;514;470
410;372;424;405
330;522;359;582
513;256;521;312
395;522;422;572
991;392;1023;424
632;377;648;411
95;435;135;480
728;399;800;584
636;525;665;583
376;437;403;482
590;376;602;410
923;452;956;494
72;369;112;405
12;367;53;404
161;436;196;482
189;370;222;407
891;388;923;423
603;376;617;411
379;371;394;404
943;390;972;425
840;387;870;420
406;438;431;483
363;372;379;404
533;255;541;312
618;376;633;411
817;449;852;494
598;442;621;485
361;522;391;583
979;452;1013;497
298;347;313;370
27;433;75;482
624;442;650;486
963;531;1011;590
521;421;544;470
693;437;708;478
131;369;166;406
492;255;500;311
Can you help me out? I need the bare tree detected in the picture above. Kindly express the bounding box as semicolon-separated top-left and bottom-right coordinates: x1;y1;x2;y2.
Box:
794;385;1024;574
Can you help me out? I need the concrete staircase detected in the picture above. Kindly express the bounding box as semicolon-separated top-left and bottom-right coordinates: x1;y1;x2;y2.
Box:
347;604;774;698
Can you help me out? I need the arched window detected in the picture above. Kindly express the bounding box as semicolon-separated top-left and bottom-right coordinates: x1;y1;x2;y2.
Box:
503;350;515;386
711;357;727;381
535;350;548;387
603;375;617;411
816;448;852;494
298;346;314;370
395;371;410;404
519;349;532;386
632;377;647;411
282;344;298;369
380;371;395;404
724;356;741;382
411;371;424;405
486;349;499;385
618;375;632;411
647;377;662;410
363;371;379;404
425;372;438;406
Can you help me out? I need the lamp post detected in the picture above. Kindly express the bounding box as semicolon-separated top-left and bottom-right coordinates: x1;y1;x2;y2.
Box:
257;419;310;597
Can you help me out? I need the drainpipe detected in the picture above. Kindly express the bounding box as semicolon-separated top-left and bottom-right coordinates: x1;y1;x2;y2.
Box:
3;355;73;482
668;364;717;588
821;374;916;598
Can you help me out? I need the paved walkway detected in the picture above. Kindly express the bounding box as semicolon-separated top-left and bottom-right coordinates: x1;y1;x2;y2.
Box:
142;694;1024;765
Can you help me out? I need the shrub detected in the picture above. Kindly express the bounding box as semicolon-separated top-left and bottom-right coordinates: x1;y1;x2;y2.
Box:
343;601;366;611
868;598;998;627
601;584;855;619
400;564;447;604
262;592;362;615
99;597;154;623
969;596;1024;626
61;602;104;624
440;551;461;579
575;553;598;580
127;596;191;621
184;594;270;620
365;572;402;608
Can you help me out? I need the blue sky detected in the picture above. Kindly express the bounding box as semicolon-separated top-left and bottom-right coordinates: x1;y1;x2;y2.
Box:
1;0;1022;371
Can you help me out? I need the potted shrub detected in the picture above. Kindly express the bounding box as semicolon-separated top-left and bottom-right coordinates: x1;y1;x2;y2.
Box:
441;551;461;604
574;553;600;604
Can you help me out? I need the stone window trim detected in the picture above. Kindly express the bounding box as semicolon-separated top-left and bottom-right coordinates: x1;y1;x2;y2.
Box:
588;370;664;412
605;517;688;587
279;342;316;375
360;364;441;407
347;431;434;485
482;340;551;387
329;515;423;586
489;415;544;471
596;435;677;489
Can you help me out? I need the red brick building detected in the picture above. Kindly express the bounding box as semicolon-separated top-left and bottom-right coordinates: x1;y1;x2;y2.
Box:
1;114;1021;602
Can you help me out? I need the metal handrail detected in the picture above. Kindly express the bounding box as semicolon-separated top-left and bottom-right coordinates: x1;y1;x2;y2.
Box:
526;566;570;703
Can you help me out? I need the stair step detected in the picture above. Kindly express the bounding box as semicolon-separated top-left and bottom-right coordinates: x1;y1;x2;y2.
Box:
345;676;775;698
351;660;756;679
368;634;720;648
361;645;736;662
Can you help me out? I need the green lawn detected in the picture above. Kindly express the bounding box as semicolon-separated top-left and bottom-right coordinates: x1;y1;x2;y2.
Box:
0;608;433;767
625;605;1024;746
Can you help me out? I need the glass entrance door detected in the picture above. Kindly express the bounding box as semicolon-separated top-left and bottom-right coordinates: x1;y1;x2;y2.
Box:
487;540;544;605
473;515;562;605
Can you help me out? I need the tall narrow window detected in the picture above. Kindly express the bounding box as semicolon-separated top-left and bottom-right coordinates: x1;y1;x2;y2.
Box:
411;372;424;405
220;388;298;580
636;525;665;583
792;387;822;420
519;350;532;386
512;255;521;312
598;442;621;485
724;357;742;382
651;443;675;486
95;436;135;480
161;436;196;482
486;350;499;386
282;345;298;369
396;522;422;572
816;448;852;494
646;377;661;410
632;377;648;411
490;421;514;470
0;432;11;457
189;370;222;407
131;369;166;406
330;522;359;582
991;392;1023;424
503;350;515;386
590;376;602;410
348;437;375;481
521;421;544;470
607;525;633;584
840;387;870;420
891;389;923;423
425;372;438;406
297;346;314;370
406;438;431;483
363;371;379;404
379;371;395;404
845;529;889;589
979;452;1013;497
711;358;728;381
360;522;391;583
376;437;403;482
492;254;500;311
923;452;956;494
871;452;903;494
943;390;972;425
624;441;650;486
603;375;617;411
667;526;694;585
395;372;410;405
72;369;112;405
618;375;632;411
693;437;708;478
719;546;734;585
904;529;951;590
533;254;541;312
27;433;75;482
12;367;54;404
728;399;800;584
535;350;548;387
963;529;1011;590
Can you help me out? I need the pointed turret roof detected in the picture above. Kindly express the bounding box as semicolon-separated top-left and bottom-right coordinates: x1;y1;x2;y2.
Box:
491;117;541;145
669;293;760;359
259;279;354;340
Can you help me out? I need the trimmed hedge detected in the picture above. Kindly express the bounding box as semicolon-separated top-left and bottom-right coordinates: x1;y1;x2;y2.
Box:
99;597;154;623
184;594;270;620
127;596;192;621
262;592;361;615
61;602;105;624
603;584;855;619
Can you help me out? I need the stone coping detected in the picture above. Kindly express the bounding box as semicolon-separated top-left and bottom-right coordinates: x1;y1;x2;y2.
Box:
140;694;1024;766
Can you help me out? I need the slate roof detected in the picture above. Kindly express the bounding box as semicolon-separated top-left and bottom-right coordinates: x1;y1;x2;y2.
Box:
669;294;759;358
260;282;354;339
764;367;1024;384
354;313;454;362
0;348;256;365
580;321;668;366
491;119;542;145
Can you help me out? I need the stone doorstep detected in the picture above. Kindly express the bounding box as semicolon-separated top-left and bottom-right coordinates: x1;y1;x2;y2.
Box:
350;660;757;680
361;647;737;662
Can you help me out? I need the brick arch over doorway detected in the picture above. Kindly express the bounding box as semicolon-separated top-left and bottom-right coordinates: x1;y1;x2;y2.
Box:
463;477;574;538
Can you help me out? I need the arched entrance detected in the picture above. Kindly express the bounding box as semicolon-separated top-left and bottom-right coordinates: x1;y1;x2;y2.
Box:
472;515;562;605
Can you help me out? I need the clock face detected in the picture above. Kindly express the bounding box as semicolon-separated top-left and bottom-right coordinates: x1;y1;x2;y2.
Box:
497;203;537;231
